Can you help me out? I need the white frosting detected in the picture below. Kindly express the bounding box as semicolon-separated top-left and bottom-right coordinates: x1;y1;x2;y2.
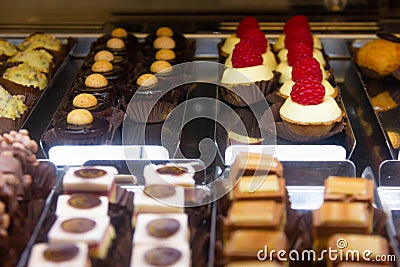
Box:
55;195;109;217
62;166;117;192
131;244;191;267
221;35;240;55
273;33;322;51
221;65;274;85
277;48;326;67
225;50;277;70
279;79;336;98
276;61;329;84
143;163;195;187
279;96;342;124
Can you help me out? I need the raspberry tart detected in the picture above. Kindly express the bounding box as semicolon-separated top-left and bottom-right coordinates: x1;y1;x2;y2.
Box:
220;40;277;106
279;78;342;136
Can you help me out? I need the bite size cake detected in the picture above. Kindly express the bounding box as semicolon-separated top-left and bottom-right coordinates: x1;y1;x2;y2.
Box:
0;85;27;120
7;49;53;73
59;93;112;117
232;174;286;202
131;244;191;267
279;78;342;137
229;152;283;183
278;57;337;99
18;33;61;51
324;176;374;206
62;166;117;202
0;39;17;58
55;193;109;217
27;242;90;267
3;63;48;90
143;163;196;187
133;213;189;245
47;216;115;259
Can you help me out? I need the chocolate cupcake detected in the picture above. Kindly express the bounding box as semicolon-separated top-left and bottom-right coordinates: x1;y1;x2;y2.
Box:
58;93;112;118
81;49;129;70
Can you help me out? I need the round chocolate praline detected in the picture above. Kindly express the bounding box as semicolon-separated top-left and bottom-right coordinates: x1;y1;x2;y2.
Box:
59;98;111;115
43;244;79;262
146;218;180;238
68;193;102;209
144;247;182;266
54;115;110;139
61;218;96;233
71;82;116;104
79;65;126;83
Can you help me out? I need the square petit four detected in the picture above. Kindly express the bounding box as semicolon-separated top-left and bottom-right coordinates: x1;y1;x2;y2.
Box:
62;166;117;202
143;163;196;187
27;242;89;267
324;176;374;205
224;200;285;238
327;234;390;266
47;216;115;259
232;175;286;202
133;184;185;226
224;230;288;262
131;244;191;267
229;153;283;183
133;213;189;245
55;193;109;217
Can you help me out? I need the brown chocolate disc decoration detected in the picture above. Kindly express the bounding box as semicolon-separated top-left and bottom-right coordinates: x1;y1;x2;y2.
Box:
61;218;96;233
144;247;182;266
68;193;102;209
43;244;79;262
146;218;180;238
156;166;188;176
74;168;106;179
144;184;176;199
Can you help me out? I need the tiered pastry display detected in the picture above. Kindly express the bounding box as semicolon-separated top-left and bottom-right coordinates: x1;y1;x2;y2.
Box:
215;154;394;267
0;34;74;133
0;129;56;267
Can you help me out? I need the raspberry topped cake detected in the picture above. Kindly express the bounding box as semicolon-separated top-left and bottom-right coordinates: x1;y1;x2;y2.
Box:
279;77;342;136
220;16;260;58
225;27;277;70
278;57;337;99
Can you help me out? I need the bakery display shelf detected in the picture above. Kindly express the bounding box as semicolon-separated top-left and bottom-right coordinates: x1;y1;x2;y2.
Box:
16;159;215;267
214;161;400;266
349;39;400;159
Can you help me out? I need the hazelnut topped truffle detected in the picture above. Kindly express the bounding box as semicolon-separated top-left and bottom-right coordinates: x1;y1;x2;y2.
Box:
111;27;128;38
94;50;114;62
85;74;109;88
150;60;172;74
72;93;98;108
137;73;158;87
106;38;125;50
153;36;176;50
66;109;94;125
155;49;176;61
91;60;114;73
156;26;174;37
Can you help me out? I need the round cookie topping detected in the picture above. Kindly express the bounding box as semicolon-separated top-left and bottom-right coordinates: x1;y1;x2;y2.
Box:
106;37;125;50
85;73;109;88
94;50;114;62
72;93;98;108
67;193;102;209
146;218;180;238
144;247;182;266
66;109;93;125
92;60;114;73
74;168;107;179
150;60;172;74
111;27;128;38
43;244;79;262
290;78;325;105
155;49;176;61
156;26;174;37
61;218;96;233
137;73;158;87
236;16;260;38
156;166;188;176
144;184;176;199
153;36;176;50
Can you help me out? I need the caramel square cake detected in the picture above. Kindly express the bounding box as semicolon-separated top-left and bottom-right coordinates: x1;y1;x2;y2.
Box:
55;193;109;218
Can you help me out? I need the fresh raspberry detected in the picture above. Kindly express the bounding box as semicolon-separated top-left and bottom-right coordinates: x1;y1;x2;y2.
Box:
236;16;260;37
287;42;313;66
291;57;323;82
284;15;310;34
231;40;263;68
240;28;268;53
290;77;325;105
284;27;314;49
